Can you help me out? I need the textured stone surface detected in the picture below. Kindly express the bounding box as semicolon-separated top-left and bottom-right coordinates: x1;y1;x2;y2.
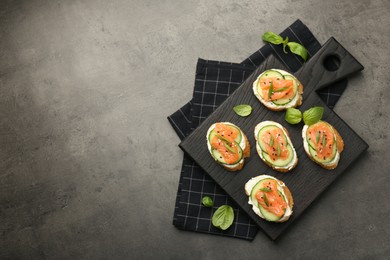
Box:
0;0;389;259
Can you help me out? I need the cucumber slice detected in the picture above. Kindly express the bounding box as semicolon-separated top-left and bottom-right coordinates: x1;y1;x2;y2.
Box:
260;69;285;79
308;142;336;163
250;178;284;222
250;178;271;207
262;144;294;167
211;149;228;164
259;205;281;222
271;74;298;106
257;125;281;152
306;131;317;150
283;74;298;93
208;125;242;144
271;98;293;106
211;144;243;165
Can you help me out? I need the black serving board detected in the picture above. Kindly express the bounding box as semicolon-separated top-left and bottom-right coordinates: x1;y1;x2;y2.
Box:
179;37;368;240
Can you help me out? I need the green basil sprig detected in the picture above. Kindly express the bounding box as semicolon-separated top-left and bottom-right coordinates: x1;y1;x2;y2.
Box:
285;106;324;126
233;104;252;117
303;106;324;126
202;196;214;207
262;32;308;61
285;108;302;124
212;205;234;230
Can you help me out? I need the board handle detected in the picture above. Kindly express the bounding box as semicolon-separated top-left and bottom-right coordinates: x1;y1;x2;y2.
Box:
296;37;364;91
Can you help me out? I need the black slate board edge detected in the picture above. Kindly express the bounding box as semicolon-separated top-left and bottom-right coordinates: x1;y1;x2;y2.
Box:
178;67;367;240
296;37;364;95
178;38;367;240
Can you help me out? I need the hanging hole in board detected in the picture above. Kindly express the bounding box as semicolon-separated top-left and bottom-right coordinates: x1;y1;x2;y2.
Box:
323;54;341;71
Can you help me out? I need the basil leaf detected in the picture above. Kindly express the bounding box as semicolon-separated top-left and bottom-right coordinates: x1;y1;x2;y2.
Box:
277;143;281;157
270;135;274;147
282;36;289;54
322;135;326;147
303;106;324;126
262;32;284;45
287;42;308;61
262;31;308;62
285;108;302;124
212;205;234;230
202;196;214;207
233;104;252;117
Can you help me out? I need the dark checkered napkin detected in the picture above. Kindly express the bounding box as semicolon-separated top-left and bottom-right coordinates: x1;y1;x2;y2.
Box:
172;61;258;240
168;19;348;240
167;101;192;141
173;154;259;239
190;61;257;131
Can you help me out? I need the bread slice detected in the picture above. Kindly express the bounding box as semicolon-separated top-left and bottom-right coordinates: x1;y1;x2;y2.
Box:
244;175;294;222
206;122;250;171
302;121;344;170
253;69;303;111
254;121;298;172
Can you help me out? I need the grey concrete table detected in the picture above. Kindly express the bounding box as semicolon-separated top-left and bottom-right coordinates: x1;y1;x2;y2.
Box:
1;0;389;259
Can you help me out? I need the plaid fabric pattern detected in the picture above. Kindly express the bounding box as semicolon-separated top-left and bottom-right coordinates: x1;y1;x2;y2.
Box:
172;61;258;239
168;19;348;240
